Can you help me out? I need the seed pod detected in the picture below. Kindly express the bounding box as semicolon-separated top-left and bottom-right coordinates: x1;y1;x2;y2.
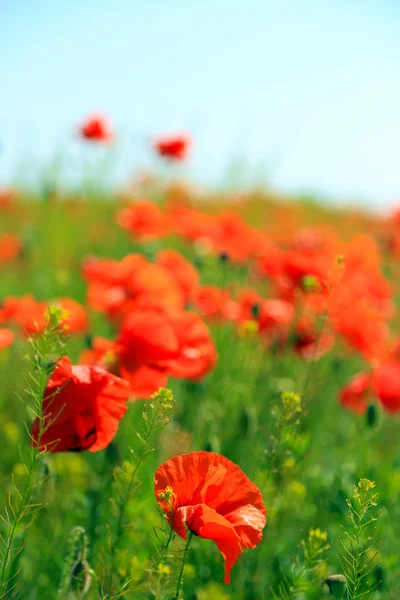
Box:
324;574;347;598
71;559;93;596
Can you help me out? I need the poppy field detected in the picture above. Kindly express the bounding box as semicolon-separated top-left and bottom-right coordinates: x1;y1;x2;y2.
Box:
1;123;400;600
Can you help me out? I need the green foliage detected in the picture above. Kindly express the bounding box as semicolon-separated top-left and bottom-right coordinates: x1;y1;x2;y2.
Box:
0;307;65;598
271;527;329;599
338;479;380;599
0;200;398;599
103;388;174;597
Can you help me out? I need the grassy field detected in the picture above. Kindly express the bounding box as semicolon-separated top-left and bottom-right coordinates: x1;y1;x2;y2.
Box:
0;183;399;600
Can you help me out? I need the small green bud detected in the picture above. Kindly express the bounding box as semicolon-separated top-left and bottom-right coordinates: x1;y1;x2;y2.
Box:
301;274;319;292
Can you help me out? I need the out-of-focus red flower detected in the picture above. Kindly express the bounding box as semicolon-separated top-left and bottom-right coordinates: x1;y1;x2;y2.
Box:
160;310;217;379
31;356;130;453
166;203;215;242
194;285;231;320
0;328;14;349
0;234;22;264
55;298;88;333
79;113;114;142
340;372;372;415
154;451;266;584
209;212;263;263
1;295;87;335
83;254;186;320
155;249;199;304
293;315;334;360
117;307;216;396
372;361;400;413
258;299;295;338
0;190;15;209
80;336;118;371
153;133;190;161
117;200;171;240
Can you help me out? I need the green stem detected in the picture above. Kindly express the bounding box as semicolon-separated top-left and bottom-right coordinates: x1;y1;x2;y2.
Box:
174;531;193;600
106;405;162;592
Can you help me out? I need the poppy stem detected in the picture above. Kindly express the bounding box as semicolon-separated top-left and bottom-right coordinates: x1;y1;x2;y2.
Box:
174;530;193;599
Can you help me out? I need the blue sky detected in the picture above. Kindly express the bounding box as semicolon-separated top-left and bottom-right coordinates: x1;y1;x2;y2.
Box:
1;0;400;207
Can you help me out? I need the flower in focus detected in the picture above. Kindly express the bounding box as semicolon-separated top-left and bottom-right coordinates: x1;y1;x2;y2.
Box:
31;356;130;452
79;113;114;142
154;451;266;583
153;133;191;161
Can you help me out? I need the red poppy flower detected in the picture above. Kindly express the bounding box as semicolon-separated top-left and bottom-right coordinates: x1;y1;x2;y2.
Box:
258;299;295;339
31;356;130;453
79;113;114;142
194;286;231;320
166;203;215;242
117;307;216;396
0;234;22;264
1;295;87;335
83;254;185;321
293;315;334;360
154;451;266;584
153;133;190;161
0;328;14;349
155;249;199;304
160;310;217;379
340;372;372;415
79;336;118;371
117;200;171;240
372;361;400;413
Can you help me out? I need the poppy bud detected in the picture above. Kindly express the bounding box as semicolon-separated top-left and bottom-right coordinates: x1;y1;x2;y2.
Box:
251;303;260;319
239;406;258;438
203;436;220;453
366;402;382;429
17;243;28;261
301;274;319;292
219;251;229;263
324;574;347;598
374;564;384;590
